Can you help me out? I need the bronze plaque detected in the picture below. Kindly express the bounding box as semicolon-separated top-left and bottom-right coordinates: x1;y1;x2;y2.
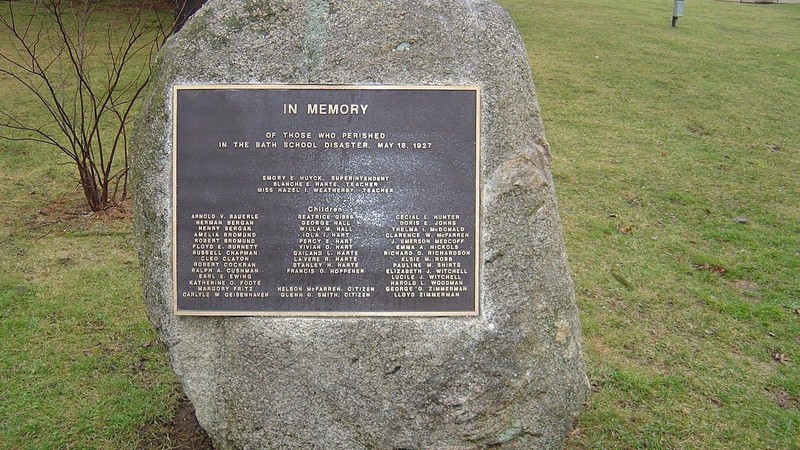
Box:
172;85;480;316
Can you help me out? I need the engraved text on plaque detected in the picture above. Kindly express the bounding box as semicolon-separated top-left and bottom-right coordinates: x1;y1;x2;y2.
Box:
173;85;480;315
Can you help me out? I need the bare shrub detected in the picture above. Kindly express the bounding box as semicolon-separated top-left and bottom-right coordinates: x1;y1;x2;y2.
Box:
0;0;174;211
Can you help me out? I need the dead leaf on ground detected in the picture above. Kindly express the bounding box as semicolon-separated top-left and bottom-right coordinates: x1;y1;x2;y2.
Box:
693;263;727;276
770;350;790;364
619;225;633;235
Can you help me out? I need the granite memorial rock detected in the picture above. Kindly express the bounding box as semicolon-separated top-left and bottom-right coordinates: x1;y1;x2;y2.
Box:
132;0;589;448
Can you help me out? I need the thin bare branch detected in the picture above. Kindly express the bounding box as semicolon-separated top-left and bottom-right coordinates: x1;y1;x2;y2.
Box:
0;0;171;210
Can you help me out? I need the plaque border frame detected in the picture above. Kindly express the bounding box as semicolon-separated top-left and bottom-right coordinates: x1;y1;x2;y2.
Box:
171;84;481;317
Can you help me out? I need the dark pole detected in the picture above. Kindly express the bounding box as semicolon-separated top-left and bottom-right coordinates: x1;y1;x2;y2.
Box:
671;0;685;27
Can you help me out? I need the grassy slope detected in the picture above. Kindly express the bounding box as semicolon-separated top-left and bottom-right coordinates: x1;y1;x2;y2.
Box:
0;0;798;448
500;0;800;448
0;143;177;448
0;4;178;449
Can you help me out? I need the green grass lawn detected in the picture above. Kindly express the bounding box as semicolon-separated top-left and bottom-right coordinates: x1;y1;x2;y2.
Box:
501;0;800;448
2;0;799;448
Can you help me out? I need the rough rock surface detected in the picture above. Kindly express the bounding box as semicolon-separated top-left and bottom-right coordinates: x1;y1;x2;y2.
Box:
131;1;588;448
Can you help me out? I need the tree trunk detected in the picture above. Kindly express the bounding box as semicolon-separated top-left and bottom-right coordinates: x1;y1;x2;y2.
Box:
78;164;103;211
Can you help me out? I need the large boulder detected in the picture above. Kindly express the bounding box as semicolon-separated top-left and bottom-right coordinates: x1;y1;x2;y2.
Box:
132;0;588;448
